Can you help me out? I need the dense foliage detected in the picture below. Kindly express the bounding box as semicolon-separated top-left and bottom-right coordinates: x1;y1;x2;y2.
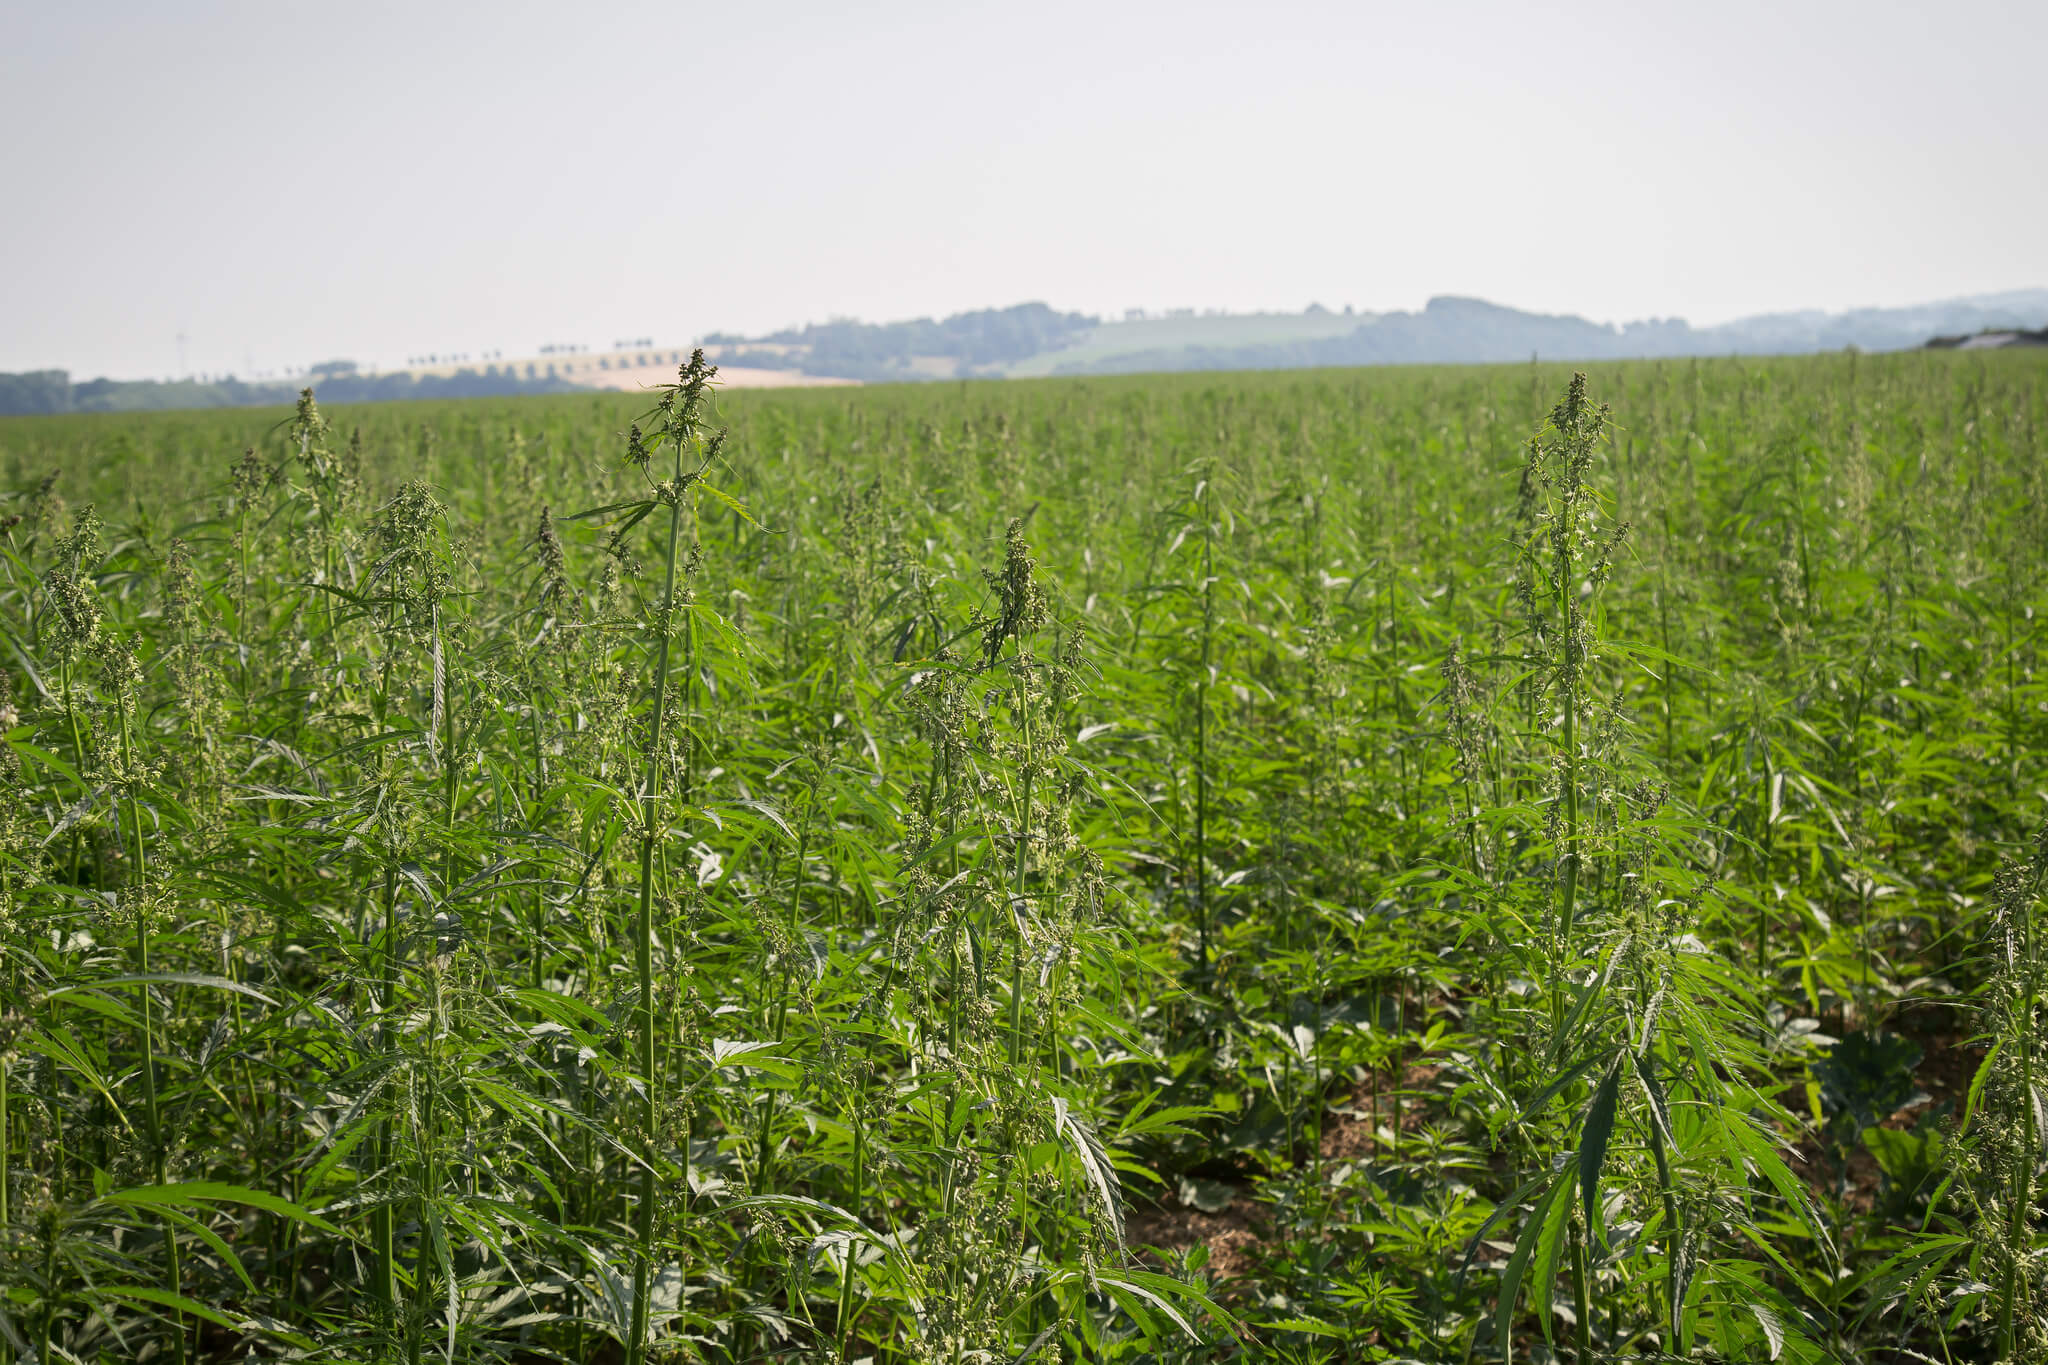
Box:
706;303;1099;381
0;368;584;419
0;351;2045;1363
1051;295;2048;376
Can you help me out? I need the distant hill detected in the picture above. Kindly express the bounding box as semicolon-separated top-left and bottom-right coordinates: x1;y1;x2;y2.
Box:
0;366;582;417
691;289;2048;382
7;290;2044;417
1038;290;2048;377
705;301;1098;383
1005;307;1369;377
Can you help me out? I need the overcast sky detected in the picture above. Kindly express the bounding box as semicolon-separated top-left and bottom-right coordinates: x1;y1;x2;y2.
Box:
3;0;2043;379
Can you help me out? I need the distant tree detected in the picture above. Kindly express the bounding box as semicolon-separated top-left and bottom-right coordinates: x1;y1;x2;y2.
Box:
0;370;75;415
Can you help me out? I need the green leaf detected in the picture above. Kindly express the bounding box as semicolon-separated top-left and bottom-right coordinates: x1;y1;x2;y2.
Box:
102;1181;341;1235
1849;1233;1972;1328
1495;1174;1564;1359
1580;1061;1623;1245
40;986;144;1031
1721;1109;1831;1258
26;1026;131;1125
710;1038;799;1078
1455;1164;1557;1287
566;498;655;523
1532;1156;1578;1343
1672;1222;1700;1352
1634;1049;1674;1148
1099;1275;1198;1341
1749;1301;1784;1359
42;783;109;845
1517;1051;1605;1124
87;1286;245;1333
1260;1316;1346;1337
49;973;279;1008
1958;1037;2001;1139
1554;934;1630;1055
1860;1124;1944;1195
147;1201;257;1295
300;1120;369;1197
1052;1095;1125;1248
697;480;770;531
1114;1099;1214;1141
1008;1325;1058;1364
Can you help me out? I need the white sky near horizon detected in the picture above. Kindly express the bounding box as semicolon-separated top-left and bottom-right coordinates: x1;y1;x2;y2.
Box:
2;0;2043;381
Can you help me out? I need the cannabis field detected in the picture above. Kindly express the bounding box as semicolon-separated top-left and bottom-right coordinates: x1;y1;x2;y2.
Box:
1;351;2045;1364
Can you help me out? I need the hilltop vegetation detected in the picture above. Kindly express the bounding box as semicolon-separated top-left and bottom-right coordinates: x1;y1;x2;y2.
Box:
706;302;1099;382
0;351;2045;1363
712;289;2048;382
13;289;2044;418
0;366;581;417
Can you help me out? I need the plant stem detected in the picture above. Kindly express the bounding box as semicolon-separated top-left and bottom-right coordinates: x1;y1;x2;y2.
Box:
2000;861;2041;1359
1571;1220;1593;1365
375;864;400;1330
120;696;184;1365
1644;1055;1685;1352
836;1115;865;1360
1194;475;1213;976
1009;665;1034;1067
626;445;687;1365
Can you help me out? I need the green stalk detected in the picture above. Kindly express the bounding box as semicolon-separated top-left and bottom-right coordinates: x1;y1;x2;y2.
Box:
1009;667;1034;1067
0;1056;9;1257
529;702;548;992
120;696;184;1365
1194;478;1213;975
39;1225;57;1365
374;865;400;1328
755;804;811;1193
1756;747;1774;1002
836;1114;865;1360
626;442;688;1365
1552;480;1583;1053
1643;1055;1685;1351
1999;863;2040;1359
442;645;459;893
1;716;18;1281
1557;517;1582;950
405;970;443;1365
59;658;86;887
236;495;253;704
1658;566;1673;769
1570;1220;1593;1365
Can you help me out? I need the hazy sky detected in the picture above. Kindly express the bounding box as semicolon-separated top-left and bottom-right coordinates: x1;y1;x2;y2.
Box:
4;0;2043;379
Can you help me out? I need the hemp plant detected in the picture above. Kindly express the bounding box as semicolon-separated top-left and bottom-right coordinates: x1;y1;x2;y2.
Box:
1467;375;1822;1363
581;350;728;1365
1920;824;2048;1358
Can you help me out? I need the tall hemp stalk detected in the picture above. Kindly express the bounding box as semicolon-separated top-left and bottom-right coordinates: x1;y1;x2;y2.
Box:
1953;824;2048;1359
1473;374;1824;1362
1194;468;1215;977
1523;377;1626;1365
617;352;720;1365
